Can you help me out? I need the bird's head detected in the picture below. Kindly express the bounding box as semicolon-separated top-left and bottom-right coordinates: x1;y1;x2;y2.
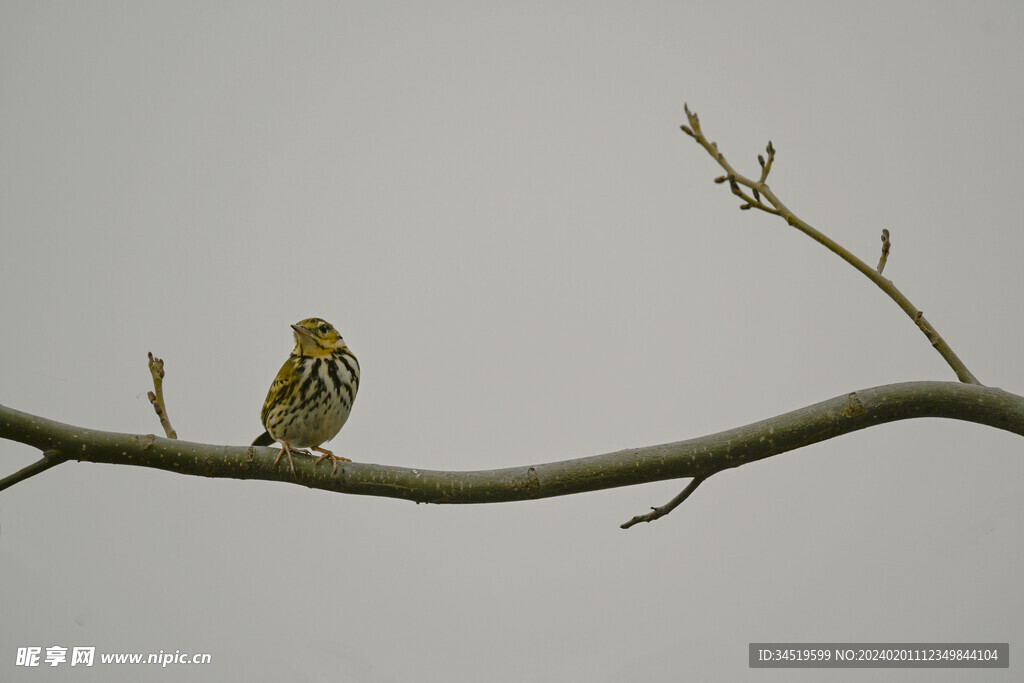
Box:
291;318;349;357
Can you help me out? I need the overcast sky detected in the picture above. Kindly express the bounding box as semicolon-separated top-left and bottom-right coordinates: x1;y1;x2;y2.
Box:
2;2;1023;681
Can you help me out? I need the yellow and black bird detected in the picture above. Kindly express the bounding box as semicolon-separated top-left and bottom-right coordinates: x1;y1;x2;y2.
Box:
252;318;360;476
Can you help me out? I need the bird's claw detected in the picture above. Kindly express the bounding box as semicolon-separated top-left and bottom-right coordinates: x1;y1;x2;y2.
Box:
273;444;311;478
312;447;351;475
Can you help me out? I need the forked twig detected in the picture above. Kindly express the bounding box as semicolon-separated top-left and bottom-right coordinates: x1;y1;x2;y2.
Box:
680;104;978;386
624;105;983;529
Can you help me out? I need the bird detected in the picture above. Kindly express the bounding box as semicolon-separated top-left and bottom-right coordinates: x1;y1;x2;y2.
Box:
252;317;360;476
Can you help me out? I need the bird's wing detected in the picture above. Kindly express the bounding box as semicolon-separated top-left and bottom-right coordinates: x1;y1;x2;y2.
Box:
260;355;302;427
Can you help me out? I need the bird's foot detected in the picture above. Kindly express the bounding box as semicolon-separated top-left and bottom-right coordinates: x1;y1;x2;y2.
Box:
273;442;311;478
312;446;351;475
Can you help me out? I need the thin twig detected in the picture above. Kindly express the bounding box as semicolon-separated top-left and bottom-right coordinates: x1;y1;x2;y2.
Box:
681;104;980;385
877;228;891;274
147;352;177;439
620;476;708;529
0;450;67;493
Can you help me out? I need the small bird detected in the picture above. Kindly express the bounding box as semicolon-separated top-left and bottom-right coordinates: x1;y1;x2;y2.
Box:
252;318;360;476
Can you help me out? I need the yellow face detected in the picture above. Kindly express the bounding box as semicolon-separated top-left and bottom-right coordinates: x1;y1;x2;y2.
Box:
290;318;349;357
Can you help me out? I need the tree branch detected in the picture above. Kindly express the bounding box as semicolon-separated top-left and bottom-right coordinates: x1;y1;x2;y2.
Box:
620;476;708;529
2;383;1021;507
0;450;68;493
147;352;177;439
681;104;980;385
877;228;891;274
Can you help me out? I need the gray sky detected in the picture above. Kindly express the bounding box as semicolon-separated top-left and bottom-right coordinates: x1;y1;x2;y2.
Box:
2;1;1023;681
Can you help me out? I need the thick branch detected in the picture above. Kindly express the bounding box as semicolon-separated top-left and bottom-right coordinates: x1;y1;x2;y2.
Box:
681;105;980;385
2;382;1021;502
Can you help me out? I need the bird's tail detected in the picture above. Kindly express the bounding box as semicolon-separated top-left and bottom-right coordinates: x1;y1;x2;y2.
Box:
252;430;275;447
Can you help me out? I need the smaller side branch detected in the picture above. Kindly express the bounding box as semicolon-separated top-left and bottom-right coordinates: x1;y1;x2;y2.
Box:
681;104;980;386
147;352;177;439
877;228;891;274
0;450;67;493
620;476;708;529
757;141;775;184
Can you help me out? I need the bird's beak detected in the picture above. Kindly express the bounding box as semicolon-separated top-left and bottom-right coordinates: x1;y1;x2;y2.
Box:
291;324;311;338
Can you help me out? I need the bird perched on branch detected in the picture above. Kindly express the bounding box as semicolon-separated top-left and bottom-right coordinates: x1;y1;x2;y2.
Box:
252;318;360;476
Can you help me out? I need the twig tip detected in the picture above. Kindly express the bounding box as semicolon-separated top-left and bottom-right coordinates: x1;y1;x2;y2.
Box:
876;228;891;274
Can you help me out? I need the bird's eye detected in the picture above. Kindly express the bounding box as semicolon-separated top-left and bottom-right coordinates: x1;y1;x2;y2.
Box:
319;324;330;335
